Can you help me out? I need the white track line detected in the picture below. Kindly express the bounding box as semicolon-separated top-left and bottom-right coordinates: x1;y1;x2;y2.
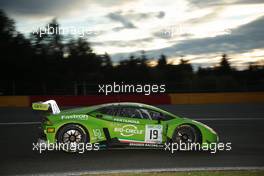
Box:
0;122;40;125
19;166;264;176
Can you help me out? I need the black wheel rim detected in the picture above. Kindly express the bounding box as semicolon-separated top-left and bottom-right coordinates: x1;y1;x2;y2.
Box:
174;128;195;143
62;129;82;144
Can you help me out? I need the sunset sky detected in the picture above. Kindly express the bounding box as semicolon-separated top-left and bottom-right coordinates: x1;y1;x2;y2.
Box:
1;0;264;69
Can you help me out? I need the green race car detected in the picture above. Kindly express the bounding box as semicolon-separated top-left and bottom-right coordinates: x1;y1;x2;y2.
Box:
33;100;218;151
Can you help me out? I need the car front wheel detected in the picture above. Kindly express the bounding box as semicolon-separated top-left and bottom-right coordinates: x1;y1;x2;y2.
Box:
172;125;200;144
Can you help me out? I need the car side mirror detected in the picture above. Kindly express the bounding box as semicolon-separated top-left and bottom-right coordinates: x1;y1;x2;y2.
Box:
157;117;161;124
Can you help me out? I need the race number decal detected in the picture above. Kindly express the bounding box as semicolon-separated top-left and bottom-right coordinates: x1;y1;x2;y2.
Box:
145;125;162;143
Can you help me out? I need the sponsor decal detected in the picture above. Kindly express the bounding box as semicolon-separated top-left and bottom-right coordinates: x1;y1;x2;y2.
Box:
113;118;139;124
92;129;103;140
32;103;49;110
61;114;89;120
129;143;163;148
114;124;143;137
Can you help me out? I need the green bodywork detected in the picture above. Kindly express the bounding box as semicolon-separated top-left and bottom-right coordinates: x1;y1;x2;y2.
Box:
37;102;218;146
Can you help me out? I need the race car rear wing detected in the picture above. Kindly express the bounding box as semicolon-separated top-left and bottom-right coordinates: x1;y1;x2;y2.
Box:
32;100;61;114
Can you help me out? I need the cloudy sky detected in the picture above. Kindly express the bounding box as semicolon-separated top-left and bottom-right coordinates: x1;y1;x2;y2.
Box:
1;0;264;69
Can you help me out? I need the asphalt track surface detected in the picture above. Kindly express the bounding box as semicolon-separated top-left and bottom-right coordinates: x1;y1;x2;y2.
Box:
0;104;264;175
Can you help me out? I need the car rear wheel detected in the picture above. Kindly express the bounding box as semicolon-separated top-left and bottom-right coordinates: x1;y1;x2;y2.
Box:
57;124;88;152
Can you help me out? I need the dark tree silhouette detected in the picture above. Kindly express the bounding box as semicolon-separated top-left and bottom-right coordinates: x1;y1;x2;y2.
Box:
0;10;15;40
0;9;264;95
217;54;232;74
158;54;167;68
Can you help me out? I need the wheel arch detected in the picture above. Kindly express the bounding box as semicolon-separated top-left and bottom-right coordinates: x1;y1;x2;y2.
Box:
55;122;90;142
167;123;202;143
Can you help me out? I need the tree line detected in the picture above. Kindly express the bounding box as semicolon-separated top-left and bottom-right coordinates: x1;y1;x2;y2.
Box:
0;10;264;95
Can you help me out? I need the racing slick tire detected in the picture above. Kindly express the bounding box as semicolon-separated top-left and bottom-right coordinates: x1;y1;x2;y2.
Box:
172;124;202;151
56;124;89;152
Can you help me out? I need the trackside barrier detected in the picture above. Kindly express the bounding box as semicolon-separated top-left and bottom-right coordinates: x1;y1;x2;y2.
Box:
169;92;264;104
30;95;171;106
0;92;264;107
0;96;29;107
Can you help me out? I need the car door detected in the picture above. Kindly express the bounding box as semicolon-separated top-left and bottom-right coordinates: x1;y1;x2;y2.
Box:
138;108;169;144
111;106;167;144
91;105;167;144
90;105;146;143
109;106;148;143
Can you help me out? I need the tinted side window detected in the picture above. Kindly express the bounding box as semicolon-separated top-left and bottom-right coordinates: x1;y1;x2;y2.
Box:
118;107;142;119
97;106;118;116
149;110;163;120
140;108;151;120
140;108;173;121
